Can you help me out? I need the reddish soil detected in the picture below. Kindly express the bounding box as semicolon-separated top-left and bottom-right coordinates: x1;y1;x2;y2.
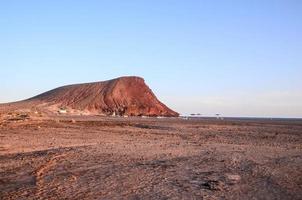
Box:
0;115;301;199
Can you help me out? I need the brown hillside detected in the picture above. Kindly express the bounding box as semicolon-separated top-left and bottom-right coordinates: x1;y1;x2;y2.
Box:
26;76;178;117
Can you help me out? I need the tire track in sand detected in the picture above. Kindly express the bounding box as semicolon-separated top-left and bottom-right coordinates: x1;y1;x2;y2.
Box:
34;153;66;196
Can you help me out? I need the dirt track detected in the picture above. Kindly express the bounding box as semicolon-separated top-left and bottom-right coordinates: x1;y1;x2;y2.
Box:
0;117;301;199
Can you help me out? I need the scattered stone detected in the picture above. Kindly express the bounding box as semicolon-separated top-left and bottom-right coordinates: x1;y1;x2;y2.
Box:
201;180;224;191
226;174;241;184
6;113;30;121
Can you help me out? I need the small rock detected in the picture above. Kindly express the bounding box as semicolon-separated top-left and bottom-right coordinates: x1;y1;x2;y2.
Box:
226;174;241;184
201;180;224;191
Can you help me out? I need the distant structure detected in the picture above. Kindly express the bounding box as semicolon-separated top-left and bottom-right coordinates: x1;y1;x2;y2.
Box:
215;114;224;120
190;113;202;117
58;108;67;114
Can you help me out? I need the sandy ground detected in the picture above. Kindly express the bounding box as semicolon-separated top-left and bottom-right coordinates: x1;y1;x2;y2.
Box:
0;116;301;199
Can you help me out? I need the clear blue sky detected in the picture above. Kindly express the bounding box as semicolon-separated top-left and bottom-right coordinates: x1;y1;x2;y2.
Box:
1;0;301;117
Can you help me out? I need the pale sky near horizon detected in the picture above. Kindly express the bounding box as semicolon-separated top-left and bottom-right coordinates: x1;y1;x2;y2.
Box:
1;0;301;118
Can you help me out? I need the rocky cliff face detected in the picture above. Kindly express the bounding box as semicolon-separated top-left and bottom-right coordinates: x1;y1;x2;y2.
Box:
29;76;179;117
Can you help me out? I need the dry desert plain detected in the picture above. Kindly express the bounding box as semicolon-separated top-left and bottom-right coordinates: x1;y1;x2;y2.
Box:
0;114;302;199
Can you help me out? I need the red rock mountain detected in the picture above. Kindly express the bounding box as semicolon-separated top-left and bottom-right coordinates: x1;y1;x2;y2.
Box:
28;76;178;117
